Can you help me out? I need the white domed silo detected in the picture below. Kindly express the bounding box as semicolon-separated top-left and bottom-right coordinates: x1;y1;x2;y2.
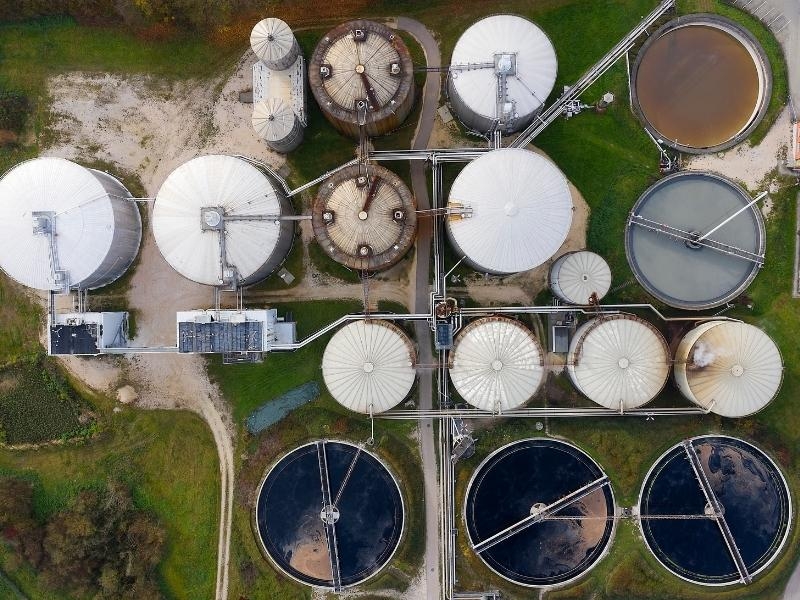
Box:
549;251;612;305
674;320;782;417
448;15;557;136
0;157;141;292
446;148;573;275
252;99;304;153
322;320;416;414
448;317;544;413
153;155;293;287
250;18;301;71
568;314;670;410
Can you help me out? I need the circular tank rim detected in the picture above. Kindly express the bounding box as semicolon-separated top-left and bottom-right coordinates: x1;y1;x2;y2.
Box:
463;437;618;589
445;12;559;137
312;163;418;272
630;14;772;154
636;434;793;587
624;171;766;310
252;438;406;590
548;250;612;305
308;19;415;132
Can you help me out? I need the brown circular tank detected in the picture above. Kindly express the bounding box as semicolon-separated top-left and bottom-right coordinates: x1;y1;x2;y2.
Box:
308;20;416;138
312;164;417;272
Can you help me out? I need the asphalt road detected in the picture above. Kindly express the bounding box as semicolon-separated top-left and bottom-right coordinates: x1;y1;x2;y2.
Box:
396;16;443;600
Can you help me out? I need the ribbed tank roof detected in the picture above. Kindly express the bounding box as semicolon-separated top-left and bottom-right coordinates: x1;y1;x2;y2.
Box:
153;155;287;286
450;15;557;128
0;157;130;291
568;314;670;409
322;320;416;414
447;148;573;274
674;320;782;417
550;251;612;304
251;18;296;65
449;317;544;412
252;98;297;142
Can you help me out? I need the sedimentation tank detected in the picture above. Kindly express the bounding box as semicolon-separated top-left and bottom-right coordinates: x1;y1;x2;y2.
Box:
448;317;544;412
567;314;670;410
625;171;765;310
674;320;782;417
549;251;612;305
250;17;301;70
312;164;417;272
322;320;416;414
446;148;573;275
631;14;771;153
448;15;557;136
309;20;415;138
153;155;293;287
255;440;404;589
639;435;792;585
0;157;141;291
465;438;615;587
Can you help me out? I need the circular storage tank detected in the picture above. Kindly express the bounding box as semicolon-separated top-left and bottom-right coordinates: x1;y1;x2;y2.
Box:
639;435;792;585
322;320;416;414
447;148;573;275
0;157;141;291
448;15;557;136
549;251;612;305
312;164;417;272
568;314;670;410
309;20;415;138
255;440;404;589
448;317;544;412
250;18;300;70
252;99;304;154
465;438;615;587
625;171;765;310
674;320;782;417
153;155;293;287
632;15;771;153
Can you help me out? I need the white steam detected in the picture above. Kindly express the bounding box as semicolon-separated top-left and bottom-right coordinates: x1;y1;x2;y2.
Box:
692;341;716;368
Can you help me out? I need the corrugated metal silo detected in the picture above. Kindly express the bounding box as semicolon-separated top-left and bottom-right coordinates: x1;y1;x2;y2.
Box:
312;164;417;272
251;18;301;71
448;15;557;136
446;148;573;275
0;157;141;291
309;20;415;138
568;314;670;410
448;316;544;412
549;251;612;305
322;320;416;414
252;99;304;153
674;320;782;417
153;155;293;287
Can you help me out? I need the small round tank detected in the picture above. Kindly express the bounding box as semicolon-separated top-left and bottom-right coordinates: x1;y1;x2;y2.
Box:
250;18;301;70
549;251;612;305
309;20;415;138
252;99;304;153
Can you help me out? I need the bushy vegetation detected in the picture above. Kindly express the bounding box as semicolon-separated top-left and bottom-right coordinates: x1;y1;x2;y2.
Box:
0;476;165;599
0;357;93;446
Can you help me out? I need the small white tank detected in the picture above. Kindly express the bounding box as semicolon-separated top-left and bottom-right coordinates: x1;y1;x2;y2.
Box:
250;18;300;71
549;251;612;305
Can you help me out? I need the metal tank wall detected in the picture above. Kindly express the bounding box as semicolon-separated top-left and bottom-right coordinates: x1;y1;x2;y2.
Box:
242;177;294;285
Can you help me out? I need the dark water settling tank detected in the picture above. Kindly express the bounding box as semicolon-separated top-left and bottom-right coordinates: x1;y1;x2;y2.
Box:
464;438;615;587
632;14;771;153
625;171;765;310
255;440;404;589
639;436;792;585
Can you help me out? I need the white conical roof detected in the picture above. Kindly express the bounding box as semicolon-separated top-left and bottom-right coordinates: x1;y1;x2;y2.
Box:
153;155;286;286
550;251;612;304
674;321;783;417
251;18;295;64
252;98;296;142
449;317;544;412
568;314;669;409
450;15;557;124
447;148;573;274
0;157;124;290
322;320;416;414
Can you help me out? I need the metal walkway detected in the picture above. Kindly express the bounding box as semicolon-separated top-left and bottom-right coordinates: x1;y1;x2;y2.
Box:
682;440;752;584
510;0;676;149
316;441;343;591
